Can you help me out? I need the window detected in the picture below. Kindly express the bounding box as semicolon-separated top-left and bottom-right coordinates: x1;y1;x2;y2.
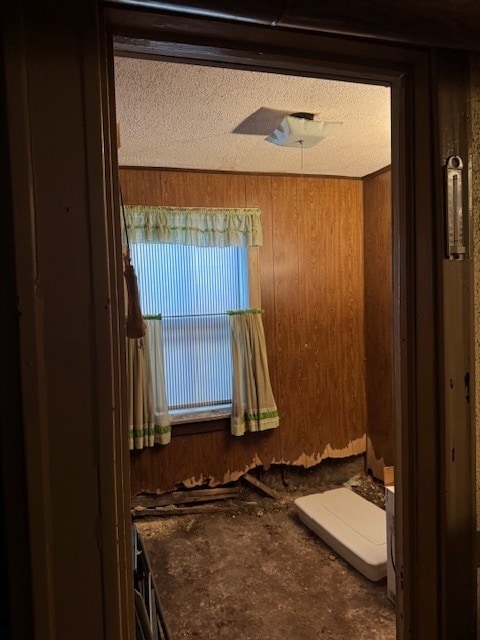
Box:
131;242;249;417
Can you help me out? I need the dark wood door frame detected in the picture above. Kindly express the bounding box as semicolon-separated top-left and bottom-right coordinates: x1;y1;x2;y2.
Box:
103;7;476;639
103;0;480;51
432;49;476;638
2;1;473;637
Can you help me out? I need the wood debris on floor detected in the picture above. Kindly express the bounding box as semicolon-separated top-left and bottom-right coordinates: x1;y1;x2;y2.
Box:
132;455;395;640
241;472;282;500
131;454;386;520
132;487;241;518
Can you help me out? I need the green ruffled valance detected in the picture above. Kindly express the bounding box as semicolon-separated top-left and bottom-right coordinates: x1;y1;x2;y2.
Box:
123;205;263;247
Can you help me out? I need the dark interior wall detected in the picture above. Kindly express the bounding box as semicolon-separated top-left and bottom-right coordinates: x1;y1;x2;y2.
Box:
363;168;394;478
121;167;367;493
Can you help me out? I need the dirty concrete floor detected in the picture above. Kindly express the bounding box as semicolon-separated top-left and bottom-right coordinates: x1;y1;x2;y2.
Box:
136;456;396;640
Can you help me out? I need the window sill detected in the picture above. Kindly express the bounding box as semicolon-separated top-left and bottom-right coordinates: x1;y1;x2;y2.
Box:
170;406;231;425
169;406;231;437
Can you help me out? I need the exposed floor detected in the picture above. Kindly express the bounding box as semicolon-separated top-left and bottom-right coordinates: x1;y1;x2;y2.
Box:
136;456;396;640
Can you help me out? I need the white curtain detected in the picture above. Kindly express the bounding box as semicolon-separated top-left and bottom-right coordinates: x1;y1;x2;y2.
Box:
145;317;171;444
123;205;262;247
229;310;279;436
127;317;171;450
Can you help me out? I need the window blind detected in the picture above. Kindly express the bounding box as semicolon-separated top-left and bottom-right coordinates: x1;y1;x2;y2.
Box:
131;242;249;411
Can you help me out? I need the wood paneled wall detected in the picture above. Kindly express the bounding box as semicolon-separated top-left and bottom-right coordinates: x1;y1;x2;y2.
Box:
363;169;394;478
120;168;367;494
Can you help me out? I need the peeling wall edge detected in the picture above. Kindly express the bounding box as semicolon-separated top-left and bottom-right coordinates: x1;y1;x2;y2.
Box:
177;434;367;490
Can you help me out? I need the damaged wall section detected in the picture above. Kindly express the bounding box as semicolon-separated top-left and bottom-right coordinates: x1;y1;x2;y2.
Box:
122;167;391;494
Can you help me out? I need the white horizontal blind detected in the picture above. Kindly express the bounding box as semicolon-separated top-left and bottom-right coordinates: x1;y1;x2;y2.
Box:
131;243;249;411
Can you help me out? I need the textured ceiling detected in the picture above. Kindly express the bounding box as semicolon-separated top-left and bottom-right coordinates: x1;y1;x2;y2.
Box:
114;57;391;178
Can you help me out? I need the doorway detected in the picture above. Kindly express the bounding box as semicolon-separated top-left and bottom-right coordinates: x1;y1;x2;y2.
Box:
115;55;396;637
104;9;455;636
111;26;476;637
3;3;475;638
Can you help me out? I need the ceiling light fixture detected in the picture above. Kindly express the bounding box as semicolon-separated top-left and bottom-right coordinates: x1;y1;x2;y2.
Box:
265;113;342;148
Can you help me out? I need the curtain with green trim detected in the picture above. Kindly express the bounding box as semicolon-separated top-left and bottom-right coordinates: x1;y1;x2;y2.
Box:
127;317;171;450
145;318;171;444
228;310;279;436
123;205;262;248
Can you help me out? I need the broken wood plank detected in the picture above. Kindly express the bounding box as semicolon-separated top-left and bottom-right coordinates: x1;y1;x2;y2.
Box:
131;486;240;509
242;473;281;500
132;503;237;518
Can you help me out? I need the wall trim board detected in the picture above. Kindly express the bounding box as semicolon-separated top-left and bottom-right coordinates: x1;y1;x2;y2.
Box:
363;165;392;180
118;164;364;181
